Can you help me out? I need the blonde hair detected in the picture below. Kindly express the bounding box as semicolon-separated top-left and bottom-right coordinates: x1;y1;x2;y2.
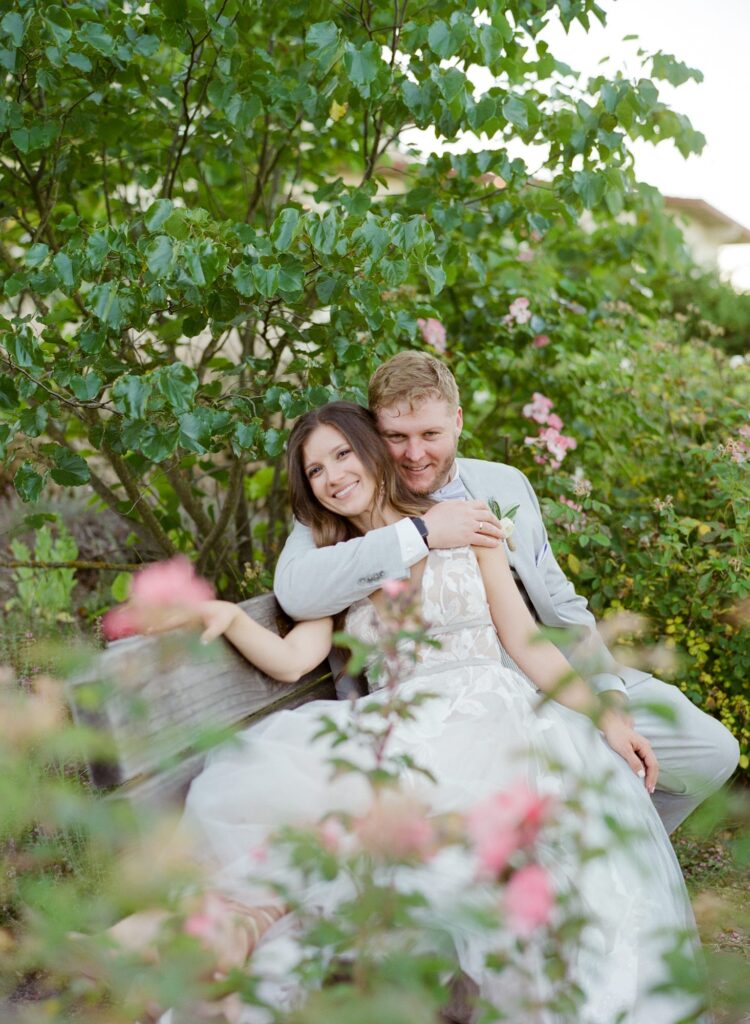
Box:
368;350;460;413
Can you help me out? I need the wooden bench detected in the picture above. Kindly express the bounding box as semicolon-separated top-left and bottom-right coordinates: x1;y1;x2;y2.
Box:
66;593;334;810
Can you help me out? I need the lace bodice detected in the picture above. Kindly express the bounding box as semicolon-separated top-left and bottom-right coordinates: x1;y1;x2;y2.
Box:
344;547;507;689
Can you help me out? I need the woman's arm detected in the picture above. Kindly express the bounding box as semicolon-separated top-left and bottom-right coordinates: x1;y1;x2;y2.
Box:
474;545;597;714
474;545;657;788
138;601;334;684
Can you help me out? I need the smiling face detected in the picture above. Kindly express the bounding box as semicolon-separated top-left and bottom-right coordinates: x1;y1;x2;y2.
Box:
376;397;462;495
302;423;379;521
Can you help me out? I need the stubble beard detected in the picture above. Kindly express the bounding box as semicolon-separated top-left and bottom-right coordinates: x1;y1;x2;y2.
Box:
398;451;457;497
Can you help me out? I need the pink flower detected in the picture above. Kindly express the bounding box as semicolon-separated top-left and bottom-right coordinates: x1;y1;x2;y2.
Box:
738;424;750;440
508;297;532;325
131;556;215;605
466;785;553;877
559;496;583;513
102;605;139;641
318;817;346;853
518;248;534;263
522;392;554;424
355;794;436;862
505;864;554;936
381;578;410;598
532;334;550;348
417;317;447;354
546;412;563;431
538;427;577;462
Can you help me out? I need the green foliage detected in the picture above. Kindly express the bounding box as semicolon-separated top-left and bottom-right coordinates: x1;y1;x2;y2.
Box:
464;326;750;770
7;523;78;623
0;0;707;599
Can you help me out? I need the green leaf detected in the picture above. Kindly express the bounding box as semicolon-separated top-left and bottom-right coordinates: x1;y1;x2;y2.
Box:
87;281;122;327
427;19;467;59
502;95;528;131
232;262;256;297
306;21;340;74
111;572;131;602
50;447;90;486
307;210;338;255
45;6;72;45
69;372;102;401
0;375;19;410
53;251;74;287
153;362;199;413
1;12;25;47
425;263;446;296
67;51;92;73
263;427;285;457
78;21;114;55
139;422;180;462
343;41;380;92
14;462;44;503
26;243;50;268
146;235;174;277
112;374;152;418
252;263;280;298
144;199;174;232
271;208;301;252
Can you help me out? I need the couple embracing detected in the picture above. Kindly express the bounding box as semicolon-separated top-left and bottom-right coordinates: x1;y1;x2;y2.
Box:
161;351;737;1021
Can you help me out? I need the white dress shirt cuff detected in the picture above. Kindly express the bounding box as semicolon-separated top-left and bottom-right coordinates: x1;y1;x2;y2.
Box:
395;518;429;567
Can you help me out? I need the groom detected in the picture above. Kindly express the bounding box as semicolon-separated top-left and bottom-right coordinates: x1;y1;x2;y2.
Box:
274;351;739;832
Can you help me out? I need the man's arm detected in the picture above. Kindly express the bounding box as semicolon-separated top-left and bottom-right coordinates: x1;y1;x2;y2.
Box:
275;502;506;621
274;519;412;620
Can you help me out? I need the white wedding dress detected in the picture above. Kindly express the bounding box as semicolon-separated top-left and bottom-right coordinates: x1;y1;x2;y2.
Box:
182;548;706;1023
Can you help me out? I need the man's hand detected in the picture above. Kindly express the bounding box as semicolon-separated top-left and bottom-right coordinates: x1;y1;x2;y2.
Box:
423;500;505;549
600;709;658;793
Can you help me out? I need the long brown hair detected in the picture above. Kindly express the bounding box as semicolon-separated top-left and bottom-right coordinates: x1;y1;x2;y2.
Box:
287;401;432;547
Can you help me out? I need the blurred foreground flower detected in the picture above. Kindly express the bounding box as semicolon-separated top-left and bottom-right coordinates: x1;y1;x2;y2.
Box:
504;864;554;936
102;556;215;641
355;793;436;862
466;784;554;877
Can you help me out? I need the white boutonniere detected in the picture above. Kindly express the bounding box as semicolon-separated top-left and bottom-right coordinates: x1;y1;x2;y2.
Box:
488;498;518;551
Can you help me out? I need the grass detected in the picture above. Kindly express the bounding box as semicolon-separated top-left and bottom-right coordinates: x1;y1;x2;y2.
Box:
674;809;750;1023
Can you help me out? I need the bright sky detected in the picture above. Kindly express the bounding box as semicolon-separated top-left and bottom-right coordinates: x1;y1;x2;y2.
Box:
543;0;750;288
405;0;750;288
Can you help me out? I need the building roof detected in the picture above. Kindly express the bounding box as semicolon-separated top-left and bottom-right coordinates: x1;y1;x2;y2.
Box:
664;196;750;244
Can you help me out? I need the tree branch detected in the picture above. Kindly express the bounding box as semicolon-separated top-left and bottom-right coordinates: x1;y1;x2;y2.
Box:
195;457;244;571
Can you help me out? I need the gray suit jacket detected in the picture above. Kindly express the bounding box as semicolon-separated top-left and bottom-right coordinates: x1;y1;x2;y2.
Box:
273;458;650;698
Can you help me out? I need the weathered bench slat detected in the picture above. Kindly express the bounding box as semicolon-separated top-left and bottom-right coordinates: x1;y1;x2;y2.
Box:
67;593;334;798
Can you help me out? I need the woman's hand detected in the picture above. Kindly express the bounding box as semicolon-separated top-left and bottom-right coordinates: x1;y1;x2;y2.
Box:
135;600;239;643
600;709;658;793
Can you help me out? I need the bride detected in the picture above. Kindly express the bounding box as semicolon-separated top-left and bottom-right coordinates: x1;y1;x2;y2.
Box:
125;401;705;1023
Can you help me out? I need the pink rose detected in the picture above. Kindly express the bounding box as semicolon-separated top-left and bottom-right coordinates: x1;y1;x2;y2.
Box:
466;785;552;877
522;392;554;424
532;334;550;348
508;297;532;325
318;817;346;854
131;555;215;605
546;412;563;431
417;317;447;354
381;578;410;599
355;794;436;862
102;605;140;641
102;556;215;641
538;426;577;462
505;863;554;936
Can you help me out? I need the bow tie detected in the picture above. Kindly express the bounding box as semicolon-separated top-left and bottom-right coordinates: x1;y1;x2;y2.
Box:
430;474;469;502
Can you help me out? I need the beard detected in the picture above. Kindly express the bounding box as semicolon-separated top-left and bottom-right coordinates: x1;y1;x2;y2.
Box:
396;450;457;496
